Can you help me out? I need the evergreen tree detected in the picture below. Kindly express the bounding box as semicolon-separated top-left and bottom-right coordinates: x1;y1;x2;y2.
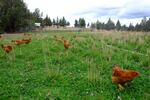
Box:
0;0;32;32
32;8;44;27
56;17;59;28
91;23;96;29
79;18;86;28
52;19;56;26
135;23;142;31
62;16;66;27
101;23;105;29
105;18;115;30
116;20;121;31
74;20;79;27
140;16;147;31
48;17;52;26
59;19;63;26
146;18;150;31
121;24;128;31
43;15;52;26
59;17;69;27
128;23;134;31
96;20;101;30
66;21;70;26
87;23;90;27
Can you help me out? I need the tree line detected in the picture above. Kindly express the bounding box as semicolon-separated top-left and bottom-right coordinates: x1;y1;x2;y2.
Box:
74;18;86;28
90;17;150;32
42;14;70;28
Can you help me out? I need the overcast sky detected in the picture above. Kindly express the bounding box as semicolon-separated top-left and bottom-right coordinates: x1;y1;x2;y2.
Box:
23;0;150;26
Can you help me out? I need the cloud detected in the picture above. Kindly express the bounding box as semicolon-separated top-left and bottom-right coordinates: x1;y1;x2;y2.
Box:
75;0;150;19
119;11;150;19
75;7;121;16
94;7;121;18
118;0;150;19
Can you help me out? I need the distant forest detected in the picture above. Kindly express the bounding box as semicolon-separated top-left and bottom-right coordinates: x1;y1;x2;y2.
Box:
89;17;150;32
0;0;150;33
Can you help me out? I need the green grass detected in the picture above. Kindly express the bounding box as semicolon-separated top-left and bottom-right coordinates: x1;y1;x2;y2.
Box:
0;31;150;100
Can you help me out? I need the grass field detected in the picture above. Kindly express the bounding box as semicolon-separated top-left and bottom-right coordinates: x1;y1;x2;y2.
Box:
0;31;150;100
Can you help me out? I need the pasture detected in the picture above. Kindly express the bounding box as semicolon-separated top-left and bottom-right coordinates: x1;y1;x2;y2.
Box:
0;31;150;99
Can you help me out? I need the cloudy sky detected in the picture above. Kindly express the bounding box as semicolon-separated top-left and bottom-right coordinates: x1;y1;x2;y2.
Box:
23;0;150;26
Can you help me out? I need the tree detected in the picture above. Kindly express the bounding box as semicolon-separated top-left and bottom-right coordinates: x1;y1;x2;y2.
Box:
116;20;121;31
74;18;86;28
96;20;101;30
135;23;142;31
79;18;86;28
90;23;96;29
101;23;106;29
43;15;52;26
105;18;115;30
66;21;70;26
59;16;67;27
56;17;59;28
74;20;79;27
128;23;134;31
52;19;56;26
32;8;43;25
140;16;147;31
146;18;150;31
121;24;128;31
87;23;90;27
59;19;63;26
61;16;66;27
0;0;32;33
48;17;52;26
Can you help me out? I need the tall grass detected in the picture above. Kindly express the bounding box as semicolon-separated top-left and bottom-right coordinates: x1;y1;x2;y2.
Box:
0;31;150;99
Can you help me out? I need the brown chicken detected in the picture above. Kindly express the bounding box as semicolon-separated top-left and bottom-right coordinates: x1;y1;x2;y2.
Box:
22;38;31;44
112;65;139;90
11;38;31;45
12;39;25;45
54;36;71;49
1;44;13;53
0;35;2;39
63;39;71;49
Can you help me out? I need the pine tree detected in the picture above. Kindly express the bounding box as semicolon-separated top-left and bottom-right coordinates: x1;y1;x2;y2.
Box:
121;24;127;31
43;15;52;26
59;19;63;26
56;17;59;28
116;20;121;31
146;18;150;31
66;22;70;26
140;16;147;31
135;23;142;31
128;23;134;31
79;18;86;28
74;20;79;27
52;19;56;26
96;20;101;30
48;17;52;26
62;16;66;27
105;18;115;30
